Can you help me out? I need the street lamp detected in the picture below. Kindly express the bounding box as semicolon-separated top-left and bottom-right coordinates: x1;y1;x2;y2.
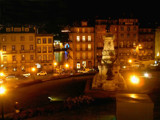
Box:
53;62;57;73
128;59;132;63
31;67;36;80
0;86;6;120
65;63;69;74
65;63;69;69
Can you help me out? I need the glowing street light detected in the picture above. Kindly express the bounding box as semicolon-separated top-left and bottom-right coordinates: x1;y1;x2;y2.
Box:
128;59;132;63
0;86;6;120
31;67;36;72
0;86;5;94
31;67;36;80
130;75;139;84
65;63;69;69
54;62;57;66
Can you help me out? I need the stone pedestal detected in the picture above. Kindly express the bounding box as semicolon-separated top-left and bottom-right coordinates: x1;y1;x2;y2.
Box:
92;32;127;91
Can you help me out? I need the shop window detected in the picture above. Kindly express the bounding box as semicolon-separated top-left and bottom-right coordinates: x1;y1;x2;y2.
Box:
77;62;80;69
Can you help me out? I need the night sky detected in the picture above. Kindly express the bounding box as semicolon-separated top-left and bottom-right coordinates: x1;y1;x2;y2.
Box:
0;0;159;33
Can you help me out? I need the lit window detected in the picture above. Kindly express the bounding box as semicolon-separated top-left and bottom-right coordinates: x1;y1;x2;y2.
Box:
77;36;80;42
88;36;91;41
82;36;85;42
82;61;86;68
13;67;17;72
77;28;79;33
43;38;47;44
88;44;91;50
77;62;80;69
37;38;41;44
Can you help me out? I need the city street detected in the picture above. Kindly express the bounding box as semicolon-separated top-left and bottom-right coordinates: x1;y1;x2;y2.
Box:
1;71;160;120
2;74;94;114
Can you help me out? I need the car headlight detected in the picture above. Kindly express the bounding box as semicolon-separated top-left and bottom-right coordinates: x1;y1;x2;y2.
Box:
144;73;149;77
130;75;139;84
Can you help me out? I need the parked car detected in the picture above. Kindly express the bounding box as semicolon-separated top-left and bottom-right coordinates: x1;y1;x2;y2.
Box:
6;74;18;80
22;73;31;77
37;71;47;76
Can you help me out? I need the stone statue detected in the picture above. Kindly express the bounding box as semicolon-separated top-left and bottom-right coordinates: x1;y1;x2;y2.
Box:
92;29;127;91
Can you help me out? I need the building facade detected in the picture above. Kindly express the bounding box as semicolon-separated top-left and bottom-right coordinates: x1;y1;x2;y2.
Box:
95;18;139;67
35;34;54;73
0;26;36;74
68;21;95;70
139;28;155;61
0;26;54;75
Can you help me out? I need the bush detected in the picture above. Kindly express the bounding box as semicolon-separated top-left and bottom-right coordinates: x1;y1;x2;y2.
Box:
64;95;94;109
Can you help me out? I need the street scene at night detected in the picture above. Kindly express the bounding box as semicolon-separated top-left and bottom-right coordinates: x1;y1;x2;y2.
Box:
0;0;160;120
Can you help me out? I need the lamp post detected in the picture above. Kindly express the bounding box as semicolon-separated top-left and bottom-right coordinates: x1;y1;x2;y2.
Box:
0;86;6;120
53;62;57;73
65;63;69;74
31;67;36;80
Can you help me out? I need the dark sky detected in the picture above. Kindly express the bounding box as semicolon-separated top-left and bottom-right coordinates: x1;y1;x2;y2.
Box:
0;0;159;33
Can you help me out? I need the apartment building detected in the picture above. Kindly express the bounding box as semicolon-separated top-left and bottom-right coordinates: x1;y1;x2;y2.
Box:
139;28;155;60
36;34;54;73
68;21;95;70
0;26;36;74
95;18;139;67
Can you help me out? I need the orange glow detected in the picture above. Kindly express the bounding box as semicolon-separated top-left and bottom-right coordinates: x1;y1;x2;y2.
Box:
128;59;132;63
65;63;69;68
54;62;57;66
130;75;139;84
0;86;6;94
31;67;36;72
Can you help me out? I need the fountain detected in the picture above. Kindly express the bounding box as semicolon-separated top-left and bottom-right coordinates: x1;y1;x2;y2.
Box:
92;29;127;91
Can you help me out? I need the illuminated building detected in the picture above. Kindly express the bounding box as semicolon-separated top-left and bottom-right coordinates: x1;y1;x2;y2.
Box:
36;34;54;72
68;21;95;70
155;27;160;60
0;26;36;74
95;18;139;67
139;28;155;60
0;26;54;74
